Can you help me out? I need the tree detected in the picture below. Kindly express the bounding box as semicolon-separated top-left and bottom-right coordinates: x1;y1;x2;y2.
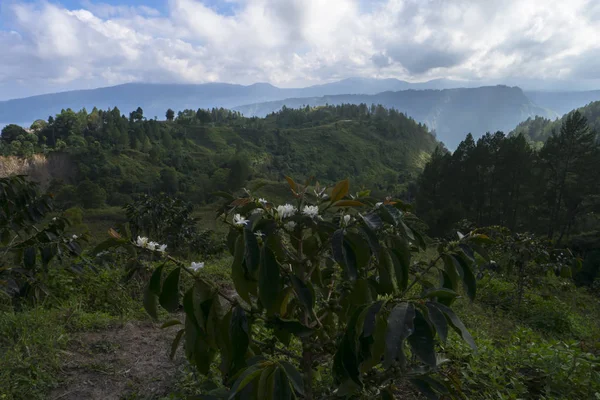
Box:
159;167;179;194
166;109;175;121
98;178;482;399
539;111;600;242
76;180;106;209
1;124;27;143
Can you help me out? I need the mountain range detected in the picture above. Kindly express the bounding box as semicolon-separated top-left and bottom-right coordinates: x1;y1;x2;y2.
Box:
2;77;600;149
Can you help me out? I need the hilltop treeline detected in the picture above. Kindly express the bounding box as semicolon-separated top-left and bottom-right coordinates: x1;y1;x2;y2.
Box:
0;103;437;208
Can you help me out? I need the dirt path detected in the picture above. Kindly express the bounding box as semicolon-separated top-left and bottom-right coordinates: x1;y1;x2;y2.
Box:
50;320;184;400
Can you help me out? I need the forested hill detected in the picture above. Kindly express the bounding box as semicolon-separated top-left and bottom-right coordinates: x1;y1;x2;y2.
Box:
511;100;600;144
234;85;555;150
0;104;437;208
525;90;600;116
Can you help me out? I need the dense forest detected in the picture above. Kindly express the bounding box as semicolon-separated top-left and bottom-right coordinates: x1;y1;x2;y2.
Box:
1;103;599;400
0;103;436;208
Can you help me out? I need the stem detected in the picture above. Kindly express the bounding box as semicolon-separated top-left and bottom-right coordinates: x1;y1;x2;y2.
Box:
401;254;443;297
301;338;314;400
253;339;302;361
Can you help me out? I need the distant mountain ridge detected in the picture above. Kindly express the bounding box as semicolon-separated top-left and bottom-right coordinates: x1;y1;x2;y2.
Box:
3;77;600;150
234;86;555;149
0;77;469;126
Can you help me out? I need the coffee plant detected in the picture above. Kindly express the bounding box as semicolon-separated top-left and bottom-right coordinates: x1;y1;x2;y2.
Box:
98;178;488;399
0;175;84;304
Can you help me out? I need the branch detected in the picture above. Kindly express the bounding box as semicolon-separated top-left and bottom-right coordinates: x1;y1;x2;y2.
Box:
253;339;302;361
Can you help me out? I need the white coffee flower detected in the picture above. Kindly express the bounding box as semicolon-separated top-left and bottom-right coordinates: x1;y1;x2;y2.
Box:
147;241;157;251
258;198;268;204
343;215;352;226
375;202;383;208
157;244;167;253
190;262;205;271
136;236;149;248
302;205;319;218
284;221;297;231
233;214;249;226
72;234;78;240
255;230;265;238
252;208;265;215
276;204;297;219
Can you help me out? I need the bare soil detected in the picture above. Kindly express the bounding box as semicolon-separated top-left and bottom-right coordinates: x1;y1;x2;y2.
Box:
49;320;184;400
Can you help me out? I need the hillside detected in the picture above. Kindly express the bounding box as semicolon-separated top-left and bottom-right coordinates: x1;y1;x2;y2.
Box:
234;86;555;149
0;77;471;128
511;100;600;143
0;104;438;211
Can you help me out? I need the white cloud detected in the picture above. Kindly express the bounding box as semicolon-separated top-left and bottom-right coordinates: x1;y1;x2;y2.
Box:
0;0;599;99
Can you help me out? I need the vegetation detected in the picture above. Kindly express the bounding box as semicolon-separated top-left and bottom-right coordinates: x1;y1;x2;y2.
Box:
1;103;599;399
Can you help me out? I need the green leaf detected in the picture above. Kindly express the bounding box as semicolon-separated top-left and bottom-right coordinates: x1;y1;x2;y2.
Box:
290;274;314;313
441;254;460;292
211;191;236;201
280;360;305;397
362;301;383;338
161;319;182;329
453;253;477;301
388;238;410;292
23;247;36;269
361;212;383;231
468;234;493;245
232;235;252;304
228;365;263;399
432;303;477;351
272;367;293;400
244;226;260;277
143;283;159;320
230;305;250;370
272;317;313;338
334;200;365;207
376;248;396;295
331;179;350;202
407;310;436;367
380;387;395;400
333;306;365;387
257;366;275;400
159;267;181;312
149;264;164;295
423;288;459;301
258;246;281;314
425;302;448;343
40;246;56;267
350;279;374;307
332;230;358;280
170;329;185;360
384;302;415;369
380;205;401;226
92;237;127;255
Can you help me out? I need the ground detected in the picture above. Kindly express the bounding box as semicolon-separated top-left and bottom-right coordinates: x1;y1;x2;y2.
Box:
50;320;183;400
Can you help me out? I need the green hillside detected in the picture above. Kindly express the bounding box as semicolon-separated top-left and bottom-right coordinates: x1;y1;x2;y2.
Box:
511;100;600;144
0;104;437;208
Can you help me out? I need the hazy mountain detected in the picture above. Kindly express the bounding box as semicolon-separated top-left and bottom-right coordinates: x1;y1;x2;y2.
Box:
0;77;471;128
234;86;556;149
525;90;600;116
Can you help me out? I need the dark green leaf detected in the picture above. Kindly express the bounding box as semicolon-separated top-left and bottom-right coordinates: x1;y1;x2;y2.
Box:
280;360;305;397
380;387;395;400
244;226;260;277
362;301;383;338
334;200;365;207
384;302;415;368
232;236;252;304
159;267;181;312
272;317;313;337
361;212;383;231
432;303;476;351
230;305;250;370
407;310;436;367
143;283;159;320
272;367;293;400
23;247;36;269
228;365;263;399
423;288;459;301
388;239;409;292
258;246;281;314
92;237;127;255
149;264;164;295
257;366;275;400
290;275;313;313
453;253;477;301
377;248;396;295
170;329;185;360
425;302;448;343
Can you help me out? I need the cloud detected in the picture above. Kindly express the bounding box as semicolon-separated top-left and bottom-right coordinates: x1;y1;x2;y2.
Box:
0;0;599;99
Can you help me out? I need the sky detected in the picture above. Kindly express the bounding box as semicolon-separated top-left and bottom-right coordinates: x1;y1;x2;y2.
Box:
1;0;600;100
